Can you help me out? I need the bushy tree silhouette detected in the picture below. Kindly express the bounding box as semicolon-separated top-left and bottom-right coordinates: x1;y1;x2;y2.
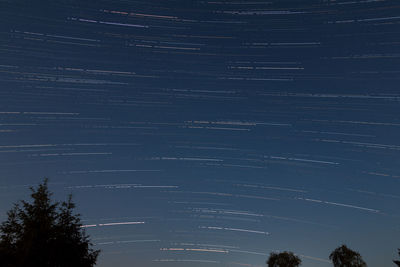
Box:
0;179;99;267
267;251;302;267
394;249;400;266
329;245;366;267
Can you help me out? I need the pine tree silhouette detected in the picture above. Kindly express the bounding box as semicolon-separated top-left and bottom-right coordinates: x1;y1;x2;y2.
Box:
0;179;100;267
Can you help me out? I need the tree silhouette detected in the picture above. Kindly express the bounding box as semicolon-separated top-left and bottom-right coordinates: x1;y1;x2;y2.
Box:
267;251;302;267
329;245;366;267
0;179;99;267
394;249;400;266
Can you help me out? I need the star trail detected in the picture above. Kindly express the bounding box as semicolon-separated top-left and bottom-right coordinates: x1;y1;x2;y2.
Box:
0;0;400;266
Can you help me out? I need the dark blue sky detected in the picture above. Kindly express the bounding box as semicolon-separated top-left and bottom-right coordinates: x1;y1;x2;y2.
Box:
1;0;400;266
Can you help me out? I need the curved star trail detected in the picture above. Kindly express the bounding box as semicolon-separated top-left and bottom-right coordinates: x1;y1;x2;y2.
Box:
0;0;400;266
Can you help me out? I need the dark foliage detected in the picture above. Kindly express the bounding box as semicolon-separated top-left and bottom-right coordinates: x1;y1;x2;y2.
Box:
394;249;400;266
267;251;302;267
329;245;366;267
0;179;100;267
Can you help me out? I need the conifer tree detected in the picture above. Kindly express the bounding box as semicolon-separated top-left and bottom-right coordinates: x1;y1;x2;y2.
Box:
0;179;99;267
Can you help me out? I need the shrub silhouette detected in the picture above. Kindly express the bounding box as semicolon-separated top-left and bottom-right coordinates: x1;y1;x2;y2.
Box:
394;249;400;266
0;179;99;267
329;245;366;267
267;251;302;267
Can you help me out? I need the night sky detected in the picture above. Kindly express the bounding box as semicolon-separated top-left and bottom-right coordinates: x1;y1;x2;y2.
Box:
1;0;400;266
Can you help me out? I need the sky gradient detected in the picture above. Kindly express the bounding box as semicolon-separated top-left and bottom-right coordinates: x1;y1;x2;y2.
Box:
1;0;400;266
